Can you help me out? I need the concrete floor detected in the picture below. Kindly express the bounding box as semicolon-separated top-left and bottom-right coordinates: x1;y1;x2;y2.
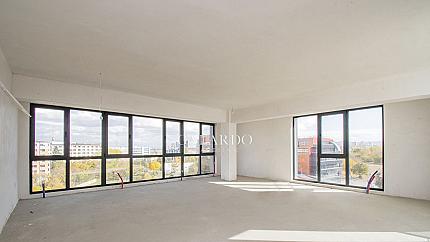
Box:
1;176;430;242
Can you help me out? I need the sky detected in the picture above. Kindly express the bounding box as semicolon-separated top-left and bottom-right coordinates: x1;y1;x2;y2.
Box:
133;116;163;151
35;108;64;143
184;122;199;149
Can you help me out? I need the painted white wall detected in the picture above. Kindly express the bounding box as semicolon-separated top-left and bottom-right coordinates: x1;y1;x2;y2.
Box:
0;47;18;233
384;98;430;200
237;117;291;181
236;98;430;200
17;102;30;200
12;74;227;123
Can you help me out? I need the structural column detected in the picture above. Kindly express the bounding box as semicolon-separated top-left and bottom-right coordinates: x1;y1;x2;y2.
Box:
218;110;237;181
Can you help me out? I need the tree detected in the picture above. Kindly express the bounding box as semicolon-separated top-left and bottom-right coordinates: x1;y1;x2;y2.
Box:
108;148;122;154
149;161;161;171
350;146;382;164
351;162;369;179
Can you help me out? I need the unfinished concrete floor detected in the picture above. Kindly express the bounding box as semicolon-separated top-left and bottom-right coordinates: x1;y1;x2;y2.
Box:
1;176;430;242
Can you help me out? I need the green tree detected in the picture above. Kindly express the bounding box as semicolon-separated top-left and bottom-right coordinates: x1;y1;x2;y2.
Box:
350;146;382;164
351;162;369;179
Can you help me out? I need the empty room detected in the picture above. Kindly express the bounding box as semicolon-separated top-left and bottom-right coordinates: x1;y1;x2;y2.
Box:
0;0;429;241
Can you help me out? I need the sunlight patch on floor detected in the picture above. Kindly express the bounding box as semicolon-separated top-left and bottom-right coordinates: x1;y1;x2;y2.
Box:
229;230;430;242
209;181;351;193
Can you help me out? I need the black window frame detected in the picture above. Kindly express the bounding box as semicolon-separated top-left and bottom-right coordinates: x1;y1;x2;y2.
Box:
29;103;216;194
292;105;384;191
69;109;103;188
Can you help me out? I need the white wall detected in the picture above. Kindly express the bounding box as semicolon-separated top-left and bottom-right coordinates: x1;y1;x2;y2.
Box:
0;47;18;233
237;117;291;181
384;98;430;200
236;99;430;200
17;102;30;200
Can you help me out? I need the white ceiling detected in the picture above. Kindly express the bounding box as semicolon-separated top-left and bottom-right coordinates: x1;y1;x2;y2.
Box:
0;0;429;109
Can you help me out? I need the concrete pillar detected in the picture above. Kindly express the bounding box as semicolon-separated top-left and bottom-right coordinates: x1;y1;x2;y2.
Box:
218;110;237;181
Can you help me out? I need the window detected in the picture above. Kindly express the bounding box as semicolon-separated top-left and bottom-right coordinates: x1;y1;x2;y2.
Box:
30;104;215;193
202;124;214;153
201;155;214;174
70;110;102;157
165;156;181;178
294;115;318;181
35;108;64;156
349;107;383;189
320;158;345;185
70;159;101;188
133;157;162;181
106;158;130;184
184;122;200;154
293;106;384;190
321;114;344;154
320;113;346;185
32;160;66;191
108;115;129;155
133;117;162;155
166;121;181;154
182;122;216;177
184;156;199;176
32;107;66;192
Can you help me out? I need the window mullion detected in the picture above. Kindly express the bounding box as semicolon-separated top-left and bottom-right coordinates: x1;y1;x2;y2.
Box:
317;114;322;182
199;123;202;175
162;119;166;179
65;108;70;190
129;115;133;183
344;111;350;187
101;112;107;186
180;121;184;180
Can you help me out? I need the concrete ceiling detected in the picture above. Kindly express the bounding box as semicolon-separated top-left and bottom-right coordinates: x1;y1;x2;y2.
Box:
0;0;429;109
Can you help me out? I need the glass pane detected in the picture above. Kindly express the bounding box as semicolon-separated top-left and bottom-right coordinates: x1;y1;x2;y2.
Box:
106;158;130;184
294;116;318;181
320;158;345;185
165;156;181;178
133;117;163;155
70;159;101;188
349;107;383;188
133;157;163;181
108;115;129;154
70;110;102;157
184;156;199;176
202;125;214;153
321;114;344;154
166;121;180;154
201;155;214;174
32;160;66;192
35;108;64;156
184;122;200;154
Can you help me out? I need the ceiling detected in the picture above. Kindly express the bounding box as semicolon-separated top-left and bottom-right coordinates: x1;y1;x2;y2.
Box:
0;0;429;109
